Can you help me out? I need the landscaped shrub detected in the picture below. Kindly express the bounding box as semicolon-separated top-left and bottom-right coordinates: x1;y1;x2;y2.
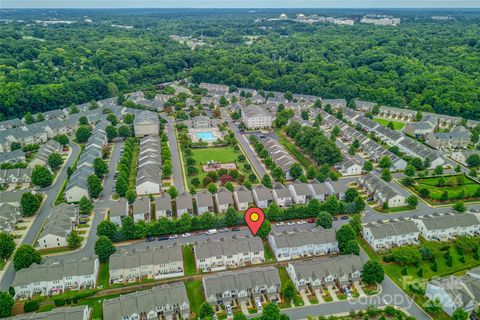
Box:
383;255;395;262
65;297;71;305
54;298;65;307
417;268;424;277
24;300;39;312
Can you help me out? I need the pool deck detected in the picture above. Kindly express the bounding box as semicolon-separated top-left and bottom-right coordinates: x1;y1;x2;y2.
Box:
189;127;222;143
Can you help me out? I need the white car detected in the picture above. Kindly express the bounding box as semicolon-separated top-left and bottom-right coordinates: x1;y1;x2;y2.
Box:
287;221;295;226
219;228;228;233
296;220;306;225
168;234;178;239
276;222;285;226
256;299;263;310
181;233;191;238
206;229;218;235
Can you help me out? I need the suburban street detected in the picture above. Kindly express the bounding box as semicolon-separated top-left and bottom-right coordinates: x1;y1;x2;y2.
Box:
160;114;185;193
0;142;81;291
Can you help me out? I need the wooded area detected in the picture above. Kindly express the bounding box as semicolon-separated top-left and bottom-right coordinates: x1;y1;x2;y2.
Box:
1;9;479;120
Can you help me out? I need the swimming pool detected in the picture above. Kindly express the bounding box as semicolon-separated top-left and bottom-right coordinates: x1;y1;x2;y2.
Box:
195;131;217;141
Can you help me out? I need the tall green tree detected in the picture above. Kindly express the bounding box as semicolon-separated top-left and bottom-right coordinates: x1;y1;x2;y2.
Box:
13;245;41;271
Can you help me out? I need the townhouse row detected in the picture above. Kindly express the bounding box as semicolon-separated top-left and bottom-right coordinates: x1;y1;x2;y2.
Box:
135;135;162;195
336;106;445;168
109;245;184;284
103;282;190;320
357;172;406;208
35;203;79;249
12;257;99;299
109;180;348;226
426;267;480;317
363;212;480;251
318;109;407;172
65;122;108;203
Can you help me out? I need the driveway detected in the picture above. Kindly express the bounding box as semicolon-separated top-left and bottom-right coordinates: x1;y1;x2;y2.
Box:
159;114;185;193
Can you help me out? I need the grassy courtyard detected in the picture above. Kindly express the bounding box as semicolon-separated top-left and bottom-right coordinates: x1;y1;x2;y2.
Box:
185;279;206;318
373;117;406;130
185;145;257;189
409;174;480;204
183;245;197;276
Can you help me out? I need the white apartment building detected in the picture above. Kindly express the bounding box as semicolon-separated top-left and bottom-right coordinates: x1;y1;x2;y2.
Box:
241;105;272;129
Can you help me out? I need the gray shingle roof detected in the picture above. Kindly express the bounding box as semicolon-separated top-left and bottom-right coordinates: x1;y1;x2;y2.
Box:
103;282;189;320
195;236;263;260
364;219;419;239
270;228;337;249
109;245;182;271
415;213;480;231
12;257;97;287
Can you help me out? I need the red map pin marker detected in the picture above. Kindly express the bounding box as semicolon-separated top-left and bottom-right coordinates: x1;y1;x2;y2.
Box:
245;207;265;236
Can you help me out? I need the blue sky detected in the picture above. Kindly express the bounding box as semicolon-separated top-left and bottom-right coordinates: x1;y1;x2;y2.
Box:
3;0;480;8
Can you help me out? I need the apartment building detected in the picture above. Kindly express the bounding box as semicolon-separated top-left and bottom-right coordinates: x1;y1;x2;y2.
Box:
241;105;272;129
133;111;159;137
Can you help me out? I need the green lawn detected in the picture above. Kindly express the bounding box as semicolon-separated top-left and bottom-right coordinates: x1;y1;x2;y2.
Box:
411;174;480;204
0;260;5;271
97;263;110;288
186;145;256;188
128;142;139;189
185;280;206;319
183;245;197;276
275;129;315;170
278;266;299;309
372;205;417;214
38;246;72;256
374;117;406;130
263;239;276;262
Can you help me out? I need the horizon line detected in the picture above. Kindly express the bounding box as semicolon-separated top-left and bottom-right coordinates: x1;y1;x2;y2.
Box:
3;6;480;9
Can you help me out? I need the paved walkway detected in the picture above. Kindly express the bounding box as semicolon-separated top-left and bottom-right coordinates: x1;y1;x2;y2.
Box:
354;281;367;298
314;289;325;304
299;290;311;306
327;286;339;301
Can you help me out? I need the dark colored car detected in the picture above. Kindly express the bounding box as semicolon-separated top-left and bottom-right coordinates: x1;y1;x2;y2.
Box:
231;227;240;231
145;237;155;242
341;216;349;220
157;236;169;241
307;218;316;223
